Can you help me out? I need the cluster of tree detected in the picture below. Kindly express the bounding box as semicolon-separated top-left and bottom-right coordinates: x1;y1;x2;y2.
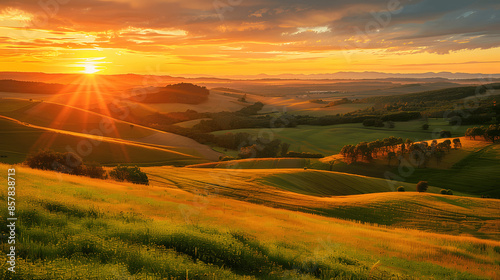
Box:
0;79;65;94
283;151;324;158
24;149;106;179
340;136;407;163
109;165;149;185
236;101;264;115
238;139;284;159
465;125;500;142
340;137;461;167
131;83;209;104
24;150;149;184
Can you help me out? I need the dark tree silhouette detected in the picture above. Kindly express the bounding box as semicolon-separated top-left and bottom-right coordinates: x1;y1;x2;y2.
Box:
416;181;429;193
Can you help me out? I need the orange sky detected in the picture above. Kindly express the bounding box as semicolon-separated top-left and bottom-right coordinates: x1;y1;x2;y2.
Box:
1;0;499;76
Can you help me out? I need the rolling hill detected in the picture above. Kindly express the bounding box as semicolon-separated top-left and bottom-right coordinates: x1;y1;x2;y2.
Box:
0;117;206;166
1;163;498;279
0;98;222;163
143;167;500;240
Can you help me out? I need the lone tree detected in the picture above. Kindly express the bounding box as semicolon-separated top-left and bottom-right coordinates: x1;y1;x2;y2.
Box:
397;186;405;192
416;181;429;193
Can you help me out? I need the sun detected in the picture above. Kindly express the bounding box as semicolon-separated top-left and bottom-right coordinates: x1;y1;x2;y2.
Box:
82;64;100;74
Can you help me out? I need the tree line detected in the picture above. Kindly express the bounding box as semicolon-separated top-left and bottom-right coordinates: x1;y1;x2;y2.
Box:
465;125;500;142
340;136;461;167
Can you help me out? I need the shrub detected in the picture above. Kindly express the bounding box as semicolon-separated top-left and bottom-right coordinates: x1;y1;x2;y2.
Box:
416;181;429;193
397;186;405;192
109;165;149;185
440;189;448;194
80;162;107;179
422;123;429;130
24;149;106;179
24;149;78;172
447;189;453;195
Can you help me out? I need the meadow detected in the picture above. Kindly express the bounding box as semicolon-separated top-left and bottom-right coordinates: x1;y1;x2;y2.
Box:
1;163;499;279
212;119;475;156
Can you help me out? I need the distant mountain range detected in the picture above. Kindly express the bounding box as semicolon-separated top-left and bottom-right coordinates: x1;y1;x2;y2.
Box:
1;71;500;84
211;72;500;80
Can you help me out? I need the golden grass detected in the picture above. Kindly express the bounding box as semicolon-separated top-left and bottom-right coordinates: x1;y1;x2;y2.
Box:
2;163;499;279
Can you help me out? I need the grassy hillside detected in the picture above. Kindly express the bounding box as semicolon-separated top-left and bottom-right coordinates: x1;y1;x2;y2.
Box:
143;167;500;240
0;118;207;166
0;98;222;163
2;99;157;139
1;164;499;279
403;143;500;197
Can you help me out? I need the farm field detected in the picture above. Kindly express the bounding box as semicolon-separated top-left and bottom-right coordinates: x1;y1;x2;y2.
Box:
1;163;499;279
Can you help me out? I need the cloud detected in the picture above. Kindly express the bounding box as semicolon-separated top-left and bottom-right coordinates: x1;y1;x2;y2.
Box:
0;0;499;72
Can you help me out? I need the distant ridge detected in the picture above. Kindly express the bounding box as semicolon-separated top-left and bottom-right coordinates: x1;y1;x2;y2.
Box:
215;71;500;80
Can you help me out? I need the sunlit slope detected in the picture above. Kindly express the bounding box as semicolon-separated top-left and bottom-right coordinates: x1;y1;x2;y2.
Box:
0;118;206;166
144;167;500;239
1;164;499;279
404;143;500;197
0;99;221;161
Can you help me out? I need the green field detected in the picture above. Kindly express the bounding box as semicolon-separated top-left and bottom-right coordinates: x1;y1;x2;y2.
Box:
212;119;476;155
1;164;499;279
403;143;500;197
